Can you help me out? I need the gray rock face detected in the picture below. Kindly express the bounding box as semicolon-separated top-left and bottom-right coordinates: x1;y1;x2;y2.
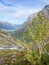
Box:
41;5;49;19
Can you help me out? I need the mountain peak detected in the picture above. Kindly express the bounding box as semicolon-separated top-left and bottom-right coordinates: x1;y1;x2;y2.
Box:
41;5;49;19
44;5;49;8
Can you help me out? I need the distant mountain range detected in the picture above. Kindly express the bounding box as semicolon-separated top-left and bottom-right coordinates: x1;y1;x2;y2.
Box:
0;21;21;30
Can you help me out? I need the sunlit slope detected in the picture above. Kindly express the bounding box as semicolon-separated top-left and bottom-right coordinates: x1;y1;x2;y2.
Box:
0;30;24;49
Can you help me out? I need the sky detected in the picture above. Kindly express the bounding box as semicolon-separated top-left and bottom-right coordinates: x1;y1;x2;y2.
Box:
0;0;49;24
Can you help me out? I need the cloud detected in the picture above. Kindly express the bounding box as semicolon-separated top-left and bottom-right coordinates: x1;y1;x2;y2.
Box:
0;0;40;24
40;0;49;4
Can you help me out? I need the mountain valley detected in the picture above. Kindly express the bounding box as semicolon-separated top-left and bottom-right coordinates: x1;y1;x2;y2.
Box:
0;5;49;65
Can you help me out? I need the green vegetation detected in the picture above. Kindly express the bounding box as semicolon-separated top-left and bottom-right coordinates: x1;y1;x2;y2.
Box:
13;12;49;65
